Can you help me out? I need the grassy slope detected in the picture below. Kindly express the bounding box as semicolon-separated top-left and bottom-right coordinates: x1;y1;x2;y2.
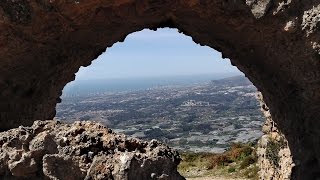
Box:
178;143;259;180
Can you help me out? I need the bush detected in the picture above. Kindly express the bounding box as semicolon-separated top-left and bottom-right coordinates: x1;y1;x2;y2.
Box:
228;167;236;173
209;154;234;169
240;155;257;169
230;146;252;161
266;138;286;167
227;143;253;161
207;142;256;169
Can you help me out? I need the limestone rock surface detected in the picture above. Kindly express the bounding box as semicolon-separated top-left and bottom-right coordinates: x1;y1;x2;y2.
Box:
0;120;184;180
257;93;294;180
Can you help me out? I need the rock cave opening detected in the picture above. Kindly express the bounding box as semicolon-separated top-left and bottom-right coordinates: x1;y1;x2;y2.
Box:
55;27;272;179
1;1;320;179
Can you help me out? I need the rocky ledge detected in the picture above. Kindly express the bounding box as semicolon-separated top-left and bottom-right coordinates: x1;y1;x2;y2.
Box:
0;120;184;180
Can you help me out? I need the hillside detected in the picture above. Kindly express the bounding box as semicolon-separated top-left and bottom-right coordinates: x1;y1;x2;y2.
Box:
178;142;259;180
211;76;252;87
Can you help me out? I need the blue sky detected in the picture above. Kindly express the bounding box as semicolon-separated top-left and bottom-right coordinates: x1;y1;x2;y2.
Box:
75;28;241;80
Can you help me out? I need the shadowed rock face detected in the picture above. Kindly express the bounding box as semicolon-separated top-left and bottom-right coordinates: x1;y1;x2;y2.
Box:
0;120;184;180
0;0;319;179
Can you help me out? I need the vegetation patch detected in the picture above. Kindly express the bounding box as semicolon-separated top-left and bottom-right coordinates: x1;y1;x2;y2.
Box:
228;167;236;173
266;137;286;167
240;155;257;169
178;142;260;179
242;165;259;179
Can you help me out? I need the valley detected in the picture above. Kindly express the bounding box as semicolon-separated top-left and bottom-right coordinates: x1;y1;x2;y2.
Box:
56;76;264;153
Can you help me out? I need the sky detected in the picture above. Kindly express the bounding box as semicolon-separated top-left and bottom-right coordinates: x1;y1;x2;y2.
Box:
75;28;241;80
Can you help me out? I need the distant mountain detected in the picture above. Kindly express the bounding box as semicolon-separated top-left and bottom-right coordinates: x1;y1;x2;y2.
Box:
211;75;252;87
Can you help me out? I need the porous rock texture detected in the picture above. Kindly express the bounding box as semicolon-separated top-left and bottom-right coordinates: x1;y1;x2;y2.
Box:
0;120;184;180
0;0;320;179
257;92;294;180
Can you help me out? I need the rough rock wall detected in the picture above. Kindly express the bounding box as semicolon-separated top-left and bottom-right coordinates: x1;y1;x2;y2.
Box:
0;0;319;179
0;120;184;180
257;92;294;180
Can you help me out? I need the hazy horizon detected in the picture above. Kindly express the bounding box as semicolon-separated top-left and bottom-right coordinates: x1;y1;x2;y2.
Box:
62;28;243;95
71;72;242;82
62;73;244;96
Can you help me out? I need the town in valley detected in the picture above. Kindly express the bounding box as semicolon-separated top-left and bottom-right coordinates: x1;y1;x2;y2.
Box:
56;75;264;153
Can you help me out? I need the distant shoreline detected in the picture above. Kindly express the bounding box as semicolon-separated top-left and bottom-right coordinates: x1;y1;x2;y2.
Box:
62;73;243;97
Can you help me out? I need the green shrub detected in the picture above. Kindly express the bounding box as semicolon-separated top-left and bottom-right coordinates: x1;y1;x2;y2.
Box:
228;167;236;173
240;155;257;169
266;138;286;167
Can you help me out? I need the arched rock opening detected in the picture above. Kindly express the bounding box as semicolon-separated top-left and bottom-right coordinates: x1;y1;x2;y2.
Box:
0;0;319;179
